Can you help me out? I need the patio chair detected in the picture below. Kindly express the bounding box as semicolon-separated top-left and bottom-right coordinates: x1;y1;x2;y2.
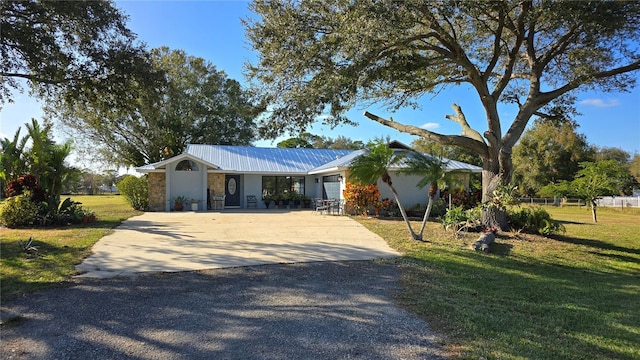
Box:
314;198;328;214
213;195;225;210
246;195;258;208
329;199;344;215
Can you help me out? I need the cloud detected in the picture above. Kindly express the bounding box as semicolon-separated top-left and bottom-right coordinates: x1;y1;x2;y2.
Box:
580;98;621;108
420;122;440;130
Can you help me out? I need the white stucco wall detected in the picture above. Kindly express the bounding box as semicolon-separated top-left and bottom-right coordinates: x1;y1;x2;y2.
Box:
377;172;428;208
243;174;263;208
169;160;206;209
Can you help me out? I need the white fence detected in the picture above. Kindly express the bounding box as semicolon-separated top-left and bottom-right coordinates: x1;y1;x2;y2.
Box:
518;197;640;208
595;196;640;208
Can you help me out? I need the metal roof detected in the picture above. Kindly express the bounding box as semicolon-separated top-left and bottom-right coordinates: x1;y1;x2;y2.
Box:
312;149;483;174
185;145;353;174
136;144;482;174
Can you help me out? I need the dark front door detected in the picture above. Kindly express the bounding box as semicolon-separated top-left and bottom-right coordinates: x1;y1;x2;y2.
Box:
225;175;240;207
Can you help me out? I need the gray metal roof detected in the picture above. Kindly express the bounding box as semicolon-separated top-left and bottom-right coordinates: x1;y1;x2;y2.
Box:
185;144;353;174
312;149;483;173
309;150;367;174
136;144;482;174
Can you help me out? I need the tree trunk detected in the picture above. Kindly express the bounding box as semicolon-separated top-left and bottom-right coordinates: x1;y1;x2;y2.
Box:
417;195;435;240
480;155;511;230
481;172;506;230
385;183;421;241
590;200;598;223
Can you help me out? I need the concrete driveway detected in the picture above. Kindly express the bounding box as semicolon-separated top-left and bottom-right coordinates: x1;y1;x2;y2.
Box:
76;210;399;278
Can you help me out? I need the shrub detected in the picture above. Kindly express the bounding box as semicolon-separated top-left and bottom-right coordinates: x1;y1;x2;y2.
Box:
507;206;565;236
117;175;148;211
442;205;467;231
0;194;40;228
442;205;481;232
343;183;380;215
5;174;47;203
56;197;95;225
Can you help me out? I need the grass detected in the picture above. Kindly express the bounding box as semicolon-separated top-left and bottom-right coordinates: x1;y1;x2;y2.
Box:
356;205;640;359
2;197;638;359
0;195;141;300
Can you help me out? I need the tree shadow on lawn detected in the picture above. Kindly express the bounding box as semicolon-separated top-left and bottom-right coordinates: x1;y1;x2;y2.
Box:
550;233;640;255
400;247;639;359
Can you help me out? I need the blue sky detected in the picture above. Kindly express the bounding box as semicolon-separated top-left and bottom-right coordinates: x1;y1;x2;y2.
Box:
1;0;639;161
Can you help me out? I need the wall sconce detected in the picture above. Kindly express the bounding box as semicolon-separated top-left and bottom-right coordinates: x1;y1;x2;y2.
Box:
337;175;344;182
315;178;319;183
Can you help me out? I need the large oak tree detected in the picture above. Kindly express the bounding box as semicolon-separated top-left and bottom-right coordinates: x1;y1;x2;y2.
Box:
245;0;640;228
1;0;158;106
48;47;264;167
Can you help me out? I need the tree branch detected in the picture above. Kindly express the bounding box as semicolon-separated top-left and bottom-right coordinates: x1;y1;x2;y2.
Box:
539;59;640;104
363;111;488;158
444;104;486;144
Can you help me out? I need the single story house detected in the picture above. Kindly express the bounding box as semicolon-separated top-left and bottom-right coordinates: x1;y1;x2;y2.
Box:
136;141;482;211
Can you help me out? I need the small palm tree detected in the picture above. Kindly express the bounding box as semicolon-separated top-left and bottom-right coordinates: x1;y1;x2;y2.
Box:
348;140;421;240
401;152;465;240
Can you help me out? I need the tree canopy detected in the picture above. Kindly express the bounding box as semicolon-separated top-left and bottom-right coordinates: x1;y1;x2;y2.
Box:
48;47;264;167
512;117;594;196
277;132;365;149
1;0;158;106
245;0;640;227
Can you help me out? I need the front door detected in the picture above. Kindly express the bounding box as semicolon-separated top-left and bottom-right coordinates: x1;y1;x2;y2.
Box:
225;175;240;207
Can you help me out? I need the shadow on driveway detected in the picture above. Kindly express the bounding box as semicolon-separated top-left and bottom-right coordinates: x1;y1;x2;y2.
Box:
1;261;448;359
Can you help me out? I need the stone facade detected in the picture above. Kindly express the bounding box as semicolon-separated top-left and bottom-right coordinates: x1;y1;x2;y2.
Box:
148;172;166;212
208;173;225;197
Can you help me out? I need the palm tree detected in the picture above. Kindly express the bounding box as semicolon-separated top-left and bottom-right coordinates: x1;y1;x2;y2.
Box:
24;119;76;210
0;128;29;189
348;140;421;240
401;152;465;240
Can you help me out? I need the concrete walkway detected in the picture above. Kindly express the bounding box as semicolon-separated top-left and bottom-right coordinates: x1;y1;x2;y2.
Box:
76;210;400;278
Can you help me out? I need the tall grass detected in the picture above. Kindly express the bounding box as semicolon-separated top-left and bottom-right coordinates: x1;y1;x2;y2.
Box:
357;206;640;359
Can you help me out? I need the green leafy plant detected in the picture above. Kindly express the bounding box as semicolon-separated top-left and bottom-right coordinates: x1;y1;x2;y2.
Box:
507;206;565;236
18;237;38;256
483;183;520;211
0;193;40;228
117;175;149;211
442;205;481;233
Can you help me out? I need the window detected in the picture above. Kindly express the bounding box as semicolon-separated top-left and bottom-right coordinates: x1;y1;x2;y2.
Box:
176;160;199;171
262;176;305;199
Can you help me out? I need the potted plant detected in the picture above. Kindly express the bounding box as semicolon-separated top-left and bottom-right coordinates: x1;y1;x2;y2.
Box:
174;196;186;211
282;192;292;208
190;198;199;211
263;195;272;208
292;192;302;208
302;195;312;208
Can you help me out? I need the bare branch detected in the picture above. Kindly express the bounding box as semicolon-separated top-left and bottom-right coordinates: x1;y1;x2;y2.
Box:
444;104;486;144
363;111;488;157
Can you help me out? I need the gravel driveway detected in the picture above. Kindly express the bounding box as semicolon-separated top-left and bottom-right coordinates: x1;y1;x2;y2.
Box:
1;261;448;359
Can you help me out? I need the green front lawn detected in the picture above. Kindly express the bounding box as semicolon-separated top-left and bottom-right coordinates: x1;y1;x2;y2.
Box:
2;197;638;359
0;195;141;300
357;206;640;359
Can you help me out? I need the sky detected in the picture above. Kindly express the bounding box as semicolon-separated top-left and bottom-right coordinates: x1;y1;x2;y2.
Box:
1;0;639;170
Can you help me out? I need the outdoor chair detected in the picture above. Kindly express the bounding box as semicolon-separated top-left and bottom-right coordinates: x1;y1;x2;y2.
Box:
314;198;329;214
213;195;225;210
329;199;344;215
246;195;258;208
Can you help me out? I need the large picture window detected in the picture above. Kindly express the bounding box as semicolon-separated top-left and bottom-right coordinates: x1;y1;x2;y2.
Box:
262;176;305;199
